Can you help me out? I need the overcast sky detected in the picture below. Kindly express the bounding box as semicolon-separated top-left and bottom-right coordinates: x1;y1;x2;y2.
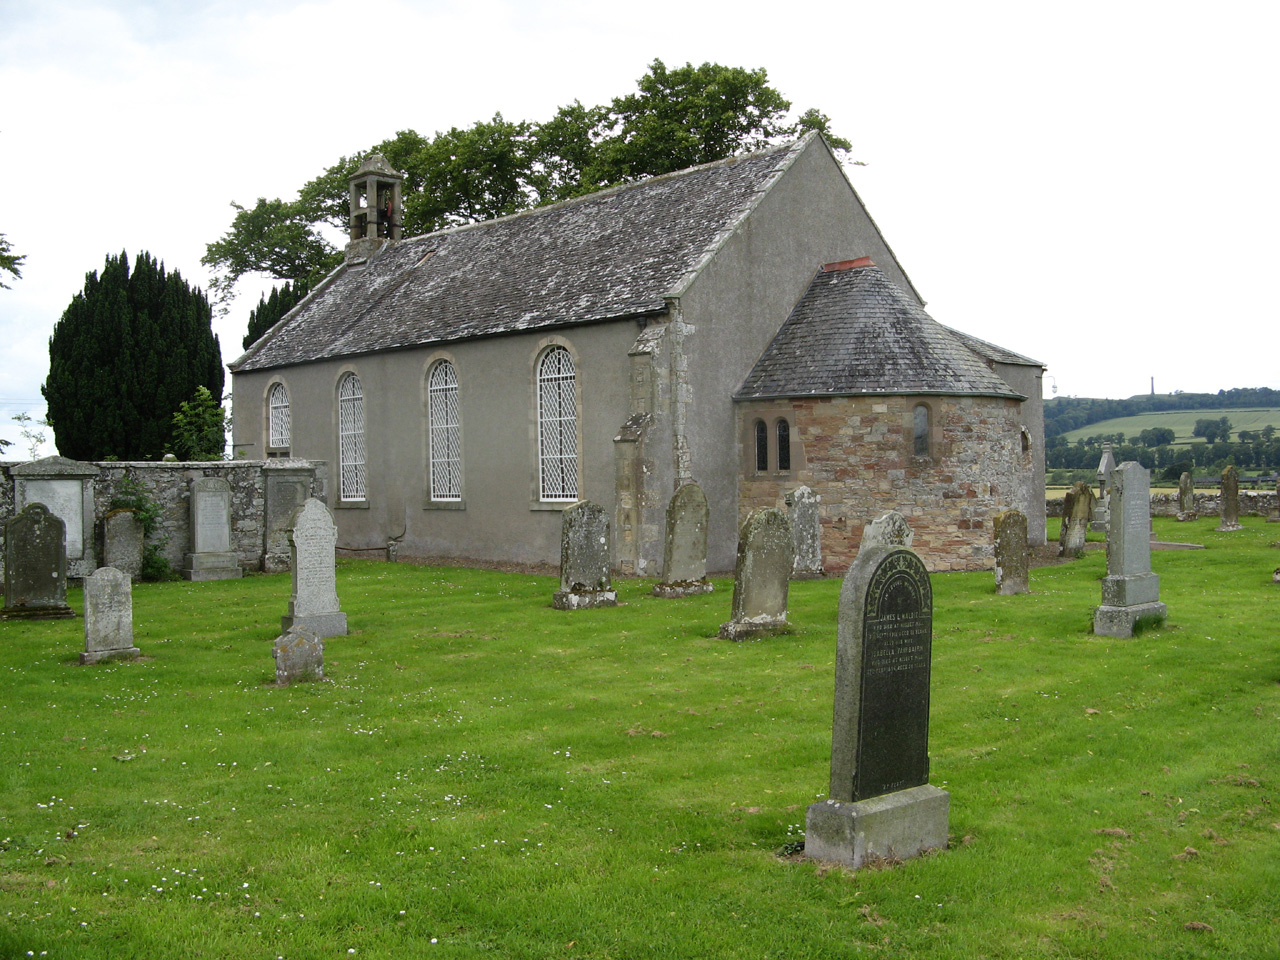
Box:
2;0;1276;456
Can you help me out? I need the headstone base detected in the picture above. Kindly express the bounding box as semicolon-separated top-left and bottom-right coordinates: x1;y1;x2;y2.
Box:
552;589;617;610
718;614;788;641
80;646;141;665
281;612;348;638
1101;572;1159;607
804;784;950;869
1089;520;1108;533
2;604;76;620
1093;601;1167;638
183;552;243;581
652;579;714;599
1214;521;1242;532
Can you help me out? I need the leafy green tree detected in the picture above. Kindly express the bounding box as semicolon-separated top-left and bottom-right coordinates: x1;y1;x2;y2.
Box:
203;198;339;307
243;279;312;350
170;386;231;460
42;251;223;461
1192;417;1231;443
1138;426;1175;447
0;233;24;289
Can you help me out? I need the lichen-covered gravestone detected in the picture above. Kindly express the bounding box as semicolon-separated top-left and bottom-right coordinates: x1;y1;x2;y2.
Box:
652;483;713;598
182;477;242;581
1216;465;1242;532
1176;472;1197;522
274;626;324;684
102;509;144;581
263;466;313;573
1058;481;1095;558
1093;462;1167;637
992;509;1029;595
719;508;792;640
786;485;823;578
281;498;347;637
805;511;948;868
2;503;75;620
1092;443;1116;532
553;501;617;610
81;567;139;664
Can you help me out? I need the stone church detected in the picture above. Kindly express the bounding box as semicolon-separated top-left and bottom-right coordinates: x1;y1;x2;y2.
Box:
230;133;1044;574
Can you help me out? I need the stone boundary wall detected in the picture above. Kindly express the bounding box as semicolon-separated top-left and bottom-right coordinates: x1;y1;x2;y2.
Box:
1046;490;1277;519
1;459;326;580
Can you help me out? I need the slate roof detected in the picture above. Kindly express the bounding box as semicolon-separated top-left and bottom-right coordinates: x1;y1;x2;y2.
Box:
735;261;1028;400
232;139;810;372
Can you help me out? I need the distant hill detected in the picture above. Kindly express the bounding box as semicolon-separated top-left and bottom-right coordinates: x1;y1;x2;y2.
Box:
1044;388;1280;438
1056;407;1280;445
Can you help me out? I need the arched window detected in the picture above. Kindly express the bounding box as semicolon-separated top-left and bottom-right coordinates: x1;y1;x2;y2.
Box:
912;403;931;458
428;361;461;501
776;419;791;471
268;382;290;450
338;373;366;501
537;346;578;501
754;420;769;472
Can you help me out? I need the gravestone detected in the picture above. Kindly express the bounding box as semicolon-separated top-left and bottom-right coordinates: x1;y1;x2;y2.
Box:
787;485;823;578
862;511;914;549
281;498;347;637
1093;462;1167;637
1091;443;1116;532
992;509;1029;595
81;566;139;664
1215;465;1242;532
1176;472;1197;522
2;503;75;619
805;511;948;868
553;501;617;610
653;483;713;598
1268;477;1280;523
11;456;98;576
182;477;242;581
1058;482;1095;557
102;509;144;581
719;508;792;640
273;626;324;684
263;464;314;573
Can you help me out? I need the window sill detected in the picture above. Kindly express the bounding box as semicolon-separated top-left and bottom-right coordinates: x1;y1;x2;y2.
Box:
530;500;575;511
335;499;370;510
424;499;466;511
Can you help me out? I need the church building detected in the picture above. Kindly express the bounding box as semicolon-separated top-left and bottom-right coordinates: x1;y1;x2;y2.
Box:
229;134;1044;574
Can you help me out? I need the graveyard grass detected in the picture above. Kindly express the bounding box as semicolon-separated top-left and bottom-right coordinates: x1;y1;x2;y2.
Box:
2;520;1277;959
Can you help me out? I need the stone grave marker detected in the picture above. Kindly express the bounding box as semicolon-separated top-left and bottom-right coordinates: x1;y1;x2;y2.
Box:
12;456;98;575
81;567;139;664
274;626;324;684
281;498;347;637
787;485;823;578
719;508;792;640
182;477;242;581
1094;462;1167;637
1176;472;1197;522
1058;481;1095;558
1268;477;1280;523
992;509;1030;595
653;483;713;598
862;511;914;549
805;511;948;868
263;465;314;573
553;501;617;609
1091;443;1116;531
2;503;75;620
1216;465;1242;532
102;509;144;581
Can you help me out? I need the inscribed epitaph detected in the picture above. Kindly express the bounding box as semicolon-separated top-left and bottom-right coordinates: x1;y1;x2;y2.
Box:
281;498;347;637
1216;465;1242;532
992;509;1030;595
82;567;139;664
553;501;617;610
182;477;242;581
2;503;75;619
653;483;713;598
1093;462;1167;637
787;485;823;578
718;508;792;640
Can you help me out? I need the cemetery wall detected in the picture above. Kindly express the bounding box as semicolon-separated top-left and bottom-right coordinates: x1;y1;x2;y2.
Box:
1046;490;1277;518
0;460;326;580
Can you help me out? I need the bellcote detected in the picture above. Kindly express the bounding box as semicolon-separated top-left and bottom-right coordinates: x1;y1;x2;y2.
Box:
346;154;405;261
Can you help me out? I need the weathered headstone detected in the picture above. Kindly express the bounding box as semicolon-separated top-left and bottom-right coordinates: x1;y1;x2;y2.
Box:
281;498;347;637
182;477;242;581
11;456;99;576
1093;462;1167;638
553;500;617;610
263;465;313;573
805;512;948;868
992;509;1029;595
81;567;139;664
102;509;144;581
719;508;792;640
1091;443;1116;531
862;511;914;549
1268;477;1280;523
787;485;823;578
1215;465;1242;532
1176;472;1197;522
1058;482;1095;557
273;626;324;684
2;503;75;620
653;483;713;598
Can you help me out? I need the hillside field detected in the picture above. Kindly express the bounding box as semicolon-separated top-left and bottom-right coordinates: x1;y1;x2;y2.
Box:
1056;407;1280;445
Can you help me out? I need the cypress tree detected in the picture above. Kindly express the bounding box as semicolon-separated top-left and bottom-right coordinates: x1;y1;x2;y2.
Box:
242;278;310;350
42;251;223;461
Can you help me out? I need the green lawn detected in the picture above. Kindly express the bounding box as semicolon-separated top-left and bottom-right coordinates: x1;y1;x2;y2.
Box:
1;519;1278;959
1057;407;1280;445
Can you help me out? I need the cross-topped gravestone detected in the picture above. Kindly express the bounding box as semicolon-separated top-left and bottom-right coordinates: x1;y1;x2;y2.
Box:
182;477;242;581
102;509;144;581
653;483;713;598
1176;472;1197;522
1058;481;1094;558
805;511;948;868
992;509;1030;595
81;567;139;664
281;498;347;637
553;500;617;610
1092;443;1116;531
2;503;75;620
1216;465;1242;532
1093;462;1167;637
274;626;324;684
719;508;792;640
786;485;823;578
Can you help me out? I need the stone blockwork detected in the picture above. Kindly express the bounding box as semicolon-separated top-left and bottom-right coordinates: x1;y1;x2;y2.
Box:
739;395;1031;573
0;459;326;581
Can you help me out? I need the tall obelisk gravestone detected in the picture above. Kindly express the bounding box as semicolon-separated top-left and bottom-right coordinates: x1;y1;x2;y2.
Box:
805;511;949;868
1093;462;1167;638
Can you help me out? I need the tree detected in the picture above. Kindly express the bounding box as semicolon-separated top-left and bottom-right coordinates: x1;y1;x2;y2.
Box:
0;233;24;289
11;413;47;459
43;251;223;461
243;279;312;350
202;199;339;307
170;386;231;460
1138;426;1175;447
1192;417;1232;443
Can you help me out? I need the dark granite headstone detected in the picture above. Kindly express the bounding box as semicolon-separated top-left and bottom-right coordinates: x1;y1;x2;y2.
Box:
2;503;75;619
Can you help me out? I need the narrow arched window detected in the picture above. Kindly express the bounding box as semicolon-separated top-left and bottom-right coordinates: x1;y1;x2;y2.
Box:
537;347;578;501
776;419;791;471
754;420;768;472
338;373;366;501
268;382;290;449
913;403;931;458
428;361;461;501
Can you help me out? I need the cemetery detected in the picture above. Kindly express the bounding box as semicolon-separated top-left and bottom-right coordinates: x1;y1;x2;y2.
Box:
0;497;1276;958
